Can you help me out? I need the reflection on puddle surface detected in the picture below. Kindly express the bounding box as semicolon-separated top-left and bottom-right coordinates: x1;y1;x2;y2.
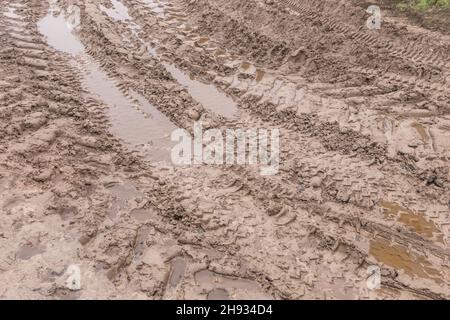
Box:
99;0;132;22
82;63;176;162
37;12;84;55
241;62;251;71
168;257;186;288
380;201;443;241
255;69;265;82
369;238;444;284
38;7;177;163
163;63;238;119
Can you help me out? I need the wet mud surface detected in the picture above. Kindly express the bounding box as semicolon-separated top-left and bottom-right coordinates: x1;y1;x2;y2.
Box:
0;0;449;299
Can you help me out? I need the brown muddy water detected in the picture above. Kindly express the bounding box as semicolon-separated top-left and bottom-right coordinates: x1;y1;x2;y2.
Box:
38;8;177;162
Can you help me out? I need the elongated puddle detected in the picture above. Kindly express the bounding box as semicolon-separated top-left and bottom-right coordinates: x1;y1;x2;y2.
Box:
380;201;443;242
369;238;444;284
130;0;239;118
38;7;176;162
163;63;238;119
99;0;238;119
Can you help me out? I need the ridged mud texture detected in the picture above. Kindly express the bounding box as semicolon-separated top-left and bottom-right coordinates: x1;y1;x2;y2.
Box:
0;0;448;300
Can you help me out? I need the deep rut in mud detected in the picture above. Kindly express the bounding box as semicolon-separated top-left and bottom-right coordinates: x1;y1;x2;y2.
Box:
0;0;449;300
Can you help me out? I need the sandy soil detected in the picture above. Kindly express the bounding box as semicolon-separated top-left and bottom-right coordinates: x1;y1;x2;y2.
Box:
0;0;449;299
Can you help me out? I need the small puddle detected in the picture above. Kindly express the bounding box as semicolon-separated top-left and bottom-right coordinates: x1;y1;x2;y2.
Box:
82;64;176;161
112;1;239;119
380;201;443;241
38;6;177;163
37;11;84;55
163;63;238;119
411;122;430;142
255;69;265;82
168;257;186;288
196;36;210;45
106;181;143;218
369;238;443;284
99;0;133;22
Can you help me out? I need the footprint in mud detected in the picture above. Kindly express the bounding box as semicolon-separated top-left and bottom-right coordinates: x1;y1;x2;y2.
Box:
16;243;45;260
168;257;186;288
37;10;84;55
411;122;430;143
194;270;271;300
130;208;157;222
105;180;143;219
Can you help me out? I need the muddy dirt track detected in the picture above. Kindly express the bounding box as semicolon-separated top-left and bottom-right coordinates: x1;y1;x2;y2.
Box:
0;0;449;300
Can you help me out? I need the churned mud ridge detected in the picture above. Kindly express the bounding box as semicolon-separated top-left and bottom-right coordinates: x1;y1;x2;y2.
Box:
172;0;450;188
0;0;203;299
122;0;449;195
184;0;450;89
73;0;450;298
70;0;374;298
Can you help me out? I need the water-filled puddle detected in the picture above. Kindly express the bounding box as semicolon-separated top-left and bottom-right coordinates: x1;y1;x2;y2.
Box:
82;64;176;162
255;69;265;82
163;63;238;119
380;201;443;242
37;11;84;55
369;238;444;284
106;181;143;218
38;6;177;163
99;0;133;22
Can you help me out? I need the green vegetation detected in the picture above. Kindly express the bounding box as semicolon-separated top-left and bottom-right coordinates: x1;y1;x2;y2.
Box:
416;0;449;10
396;0;450;10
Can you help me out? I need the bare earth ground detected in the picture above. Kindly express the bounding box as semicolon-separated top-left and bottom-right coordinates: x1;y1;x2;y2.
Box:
0;0;449;299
